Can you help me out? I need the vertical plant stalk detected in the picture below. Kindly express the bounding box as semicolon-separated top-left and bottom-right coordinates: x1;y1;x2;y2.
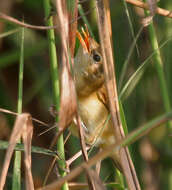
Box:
12;27;24;190
43;1;68;190
144;2;171;131
95;0;140;189
144;2;172;190
67;1;96;189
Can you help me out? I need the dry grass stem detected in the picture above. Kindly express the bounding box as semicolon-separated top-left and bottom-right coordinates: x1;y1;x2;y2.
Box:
76;115;96;190
95;0;140;189
43;157;57;186
0;2;171;31
126;0;172;18
66;147;90;169
0;108;49;127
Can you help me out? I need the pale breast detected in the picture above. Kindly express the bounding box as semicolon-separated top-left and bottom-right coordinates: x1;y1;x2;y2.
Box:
77;92;115;146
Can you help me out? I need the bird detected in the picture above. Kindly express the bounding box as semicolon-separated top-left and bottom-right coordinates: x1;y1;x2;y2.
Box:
69;27;141;190
70;26;120;167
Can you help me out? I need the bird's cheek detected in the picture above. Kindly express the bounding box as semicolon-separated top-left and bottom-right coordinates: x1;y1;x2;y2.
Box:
92;64;104;79
99;63;103;72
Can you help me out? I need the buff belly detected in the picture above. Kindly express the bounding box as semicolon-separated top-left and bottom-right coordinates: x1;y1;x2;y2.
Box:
70;92;116;147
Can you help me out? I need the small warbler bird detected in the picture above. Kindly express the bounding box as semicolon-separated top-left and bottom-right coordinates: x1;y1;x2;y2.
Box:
70;27;120;167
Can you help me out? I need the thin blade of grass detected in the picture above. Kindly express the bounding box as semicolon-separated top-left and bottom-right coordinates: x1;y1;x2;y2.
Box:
121;111;172;147
118;26;143;91
120;57;147;101
0;140;57;157
119;36;172;101
43;157;57;186
122;0;140;56
0;27;20;38
12;26;24;190
76;115;96;190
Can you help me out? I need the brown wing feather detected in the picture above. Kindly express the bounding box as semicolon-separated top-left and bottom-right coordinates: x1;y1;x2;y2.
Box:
97;85;109;110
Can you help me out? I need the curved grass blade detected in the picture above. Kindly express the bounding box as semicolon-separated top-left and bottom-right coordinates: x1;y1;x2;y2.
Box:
118;26;143;91
0;140;57;157
0;28;20;38
119;37;172;101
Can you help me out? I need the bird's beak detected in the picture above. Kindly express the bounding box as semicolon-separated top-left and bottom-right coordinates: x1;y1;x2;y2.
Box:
76;25;90;53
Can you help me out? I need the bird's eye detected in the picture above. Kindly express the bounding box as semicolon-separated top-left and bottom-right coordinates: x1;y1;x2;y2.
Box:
93;53;101;62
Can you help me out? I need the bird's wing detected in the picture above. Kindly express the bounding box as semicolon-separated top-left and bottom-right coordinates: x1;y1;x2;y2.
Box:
96;85;109;110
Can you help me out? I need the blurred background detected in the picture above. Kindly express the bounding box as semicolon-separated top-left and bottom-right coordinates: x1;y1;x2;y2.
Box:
0;0;172;189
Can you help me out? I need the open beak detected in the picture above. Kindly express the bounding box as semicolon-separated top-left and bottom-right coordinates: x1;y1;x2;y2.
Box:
76;25;90;53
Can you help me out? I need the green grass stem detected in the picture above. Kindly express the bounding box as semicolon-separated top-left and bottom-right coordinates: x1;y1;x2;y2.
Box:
144;4;171;132
120;111;172;147
43;1;68;190
122;0;140;56
144;2;172;189
12;27;24;190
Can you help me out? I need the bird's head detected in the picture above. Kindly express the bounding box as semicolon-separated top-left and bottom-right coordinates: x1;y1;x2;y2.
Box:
74;26;104;97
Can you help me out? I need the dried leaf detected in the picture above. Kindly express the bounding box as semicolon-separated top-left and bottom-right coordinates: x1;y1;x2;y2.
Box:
22;114;34;190
56;0;77;132
58;65;77;131
0;113;34;190
49;0;78;151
